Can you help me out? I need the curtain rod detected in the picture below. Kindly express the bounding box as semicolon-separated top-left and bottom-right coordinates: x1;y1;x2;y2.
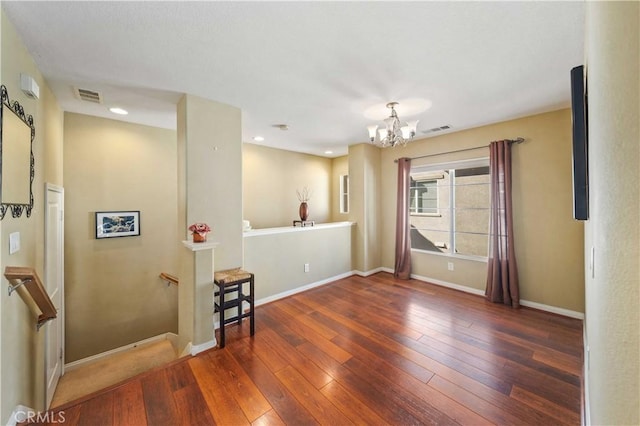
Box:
394;137;525;163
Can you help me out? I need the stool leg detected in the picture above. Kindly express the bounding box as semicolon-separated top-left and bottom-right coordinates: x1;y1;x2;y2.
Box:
219;282;226;348
237;284;243;325
250;275;255;336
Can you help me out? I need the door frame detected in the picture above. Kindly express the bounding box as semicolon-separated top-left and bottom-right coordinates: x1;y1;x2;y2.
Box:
44;183;64;408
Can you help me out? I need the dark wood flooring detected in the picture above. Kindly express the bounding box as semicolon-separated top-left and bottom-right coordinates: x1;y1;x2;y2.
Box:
36;273;583;425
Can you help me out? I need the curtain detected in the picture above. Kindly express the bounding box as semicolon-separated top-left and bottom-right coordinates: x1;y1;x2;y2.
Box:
485;140;520;307
394;157;412;279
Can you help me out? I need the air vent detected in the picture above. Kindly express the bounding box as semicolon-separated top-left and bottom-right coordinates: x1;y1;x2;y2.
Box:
422;125;452;134
74;87;103;104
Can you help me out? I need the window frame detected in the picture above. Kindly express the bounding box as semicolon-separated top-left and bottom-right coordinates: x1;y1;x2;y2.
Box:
339;174;349;214
409;157;490;261
409;178;440;216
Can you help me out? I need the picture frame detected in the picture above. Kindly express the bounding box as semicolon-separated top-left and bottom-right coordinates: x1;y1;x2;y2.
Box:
95;211;140;239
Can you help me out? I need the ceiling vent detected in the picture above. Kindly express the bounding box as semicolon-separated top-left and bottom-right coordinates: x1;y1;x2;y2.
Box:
74;87;103;104
422;125;452;134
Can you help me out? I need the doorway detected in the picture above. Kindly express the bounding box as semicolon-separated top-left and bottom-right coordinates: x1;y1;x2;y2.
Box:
44;183;64;408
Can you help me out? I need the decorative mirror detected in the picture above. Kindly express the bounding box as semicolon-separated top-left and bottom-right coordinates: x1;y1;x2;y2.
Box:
0;85;35;219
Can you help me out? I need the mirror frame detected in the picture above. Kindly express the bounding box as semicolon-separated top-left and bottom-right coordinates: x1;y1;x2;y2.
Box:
0;85;35;219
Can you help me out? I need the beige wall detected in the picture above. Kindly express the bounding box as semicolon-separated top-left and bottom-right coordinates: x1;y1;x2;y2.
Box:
0;11;64;420
584;2;639;424
349;143;381;273
244;224;352;302
179;95;243;271
177;94;243;349
63;113;179;362
380;109;585;313
243;143;332;229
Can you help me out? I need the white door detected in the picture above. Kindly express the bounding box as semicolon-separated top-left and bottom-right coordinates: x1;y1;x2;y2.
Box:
45;184;64;408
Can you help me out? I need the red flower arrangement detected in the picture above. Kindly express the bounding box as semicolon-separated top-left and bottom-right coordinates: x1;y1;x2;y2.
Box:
188;223;211;234
188;223;211;242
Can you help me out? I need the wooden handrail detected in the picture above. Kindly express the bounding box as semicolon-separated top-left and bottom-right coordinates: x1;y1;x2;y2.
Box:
4;266;57;330
160;272;179;286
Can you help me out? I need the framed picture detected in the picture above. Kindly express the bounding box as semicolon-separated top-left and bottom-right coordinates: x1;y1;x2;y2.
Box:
95;211;140;239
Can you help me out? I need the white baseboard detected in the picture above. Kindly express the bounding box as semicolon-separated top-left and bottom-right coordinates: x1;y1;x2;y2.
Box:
65;332;176;371
410;272;486;296
519;299;584;320
254;271;354;307
180;342;193;358
409;272;585;319
582;323;591;426
353;267;385;277
190;339;217;355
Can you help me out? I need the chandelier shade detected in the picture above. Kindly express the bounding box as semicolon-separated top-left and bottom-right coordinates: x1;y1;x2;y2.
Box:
367;102;419;147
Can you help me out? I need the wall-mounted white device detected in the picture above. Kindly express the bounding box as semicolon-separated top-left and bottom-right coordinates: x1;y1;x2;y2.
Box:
20;74;40;100
9;232;20;254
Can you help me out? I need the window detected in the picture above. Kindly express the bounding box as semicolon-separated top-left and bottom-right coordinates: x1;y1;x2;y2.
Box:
410;177;439;215
410;158;490;258
339;174;349;213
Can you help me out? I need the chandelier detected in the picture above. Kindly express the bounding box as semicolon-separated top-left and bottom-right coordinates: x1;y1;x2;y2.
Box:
367;102;419;147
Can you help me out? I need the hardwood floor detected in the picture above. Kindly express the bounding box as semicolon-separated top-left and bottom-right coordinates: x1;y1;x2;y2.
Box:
35;273;583;425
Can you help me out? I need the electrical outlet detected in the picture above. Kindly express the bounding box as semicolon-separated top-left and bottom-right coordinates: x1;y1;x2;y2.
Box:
447;262;454;271
9;232;20;254
304;263;310;273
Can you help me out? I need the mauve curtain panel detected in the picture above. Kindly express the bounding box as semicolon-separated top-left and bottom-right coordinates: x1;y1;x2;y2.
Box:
394;157;412;280
485;140;520;307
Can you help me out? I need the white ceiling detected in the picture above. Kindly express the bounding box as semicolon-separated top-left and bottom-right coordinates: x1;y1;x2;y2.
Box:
2;1;585;157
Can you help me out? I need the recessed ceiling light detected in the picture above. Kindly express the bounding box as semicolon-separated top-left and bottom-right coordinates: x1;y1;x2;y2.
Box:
324;150;333;154
253;136;265;142
109;107;128;115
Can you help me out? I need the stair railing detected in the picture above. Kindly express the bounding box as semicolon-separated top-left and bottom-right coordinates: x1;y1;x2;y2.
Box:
4;266;57;330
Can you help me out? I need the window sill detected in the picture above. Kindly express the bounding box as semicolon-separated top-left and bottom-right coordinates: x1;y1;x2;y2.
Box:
410;213;442;217
410;248;488;263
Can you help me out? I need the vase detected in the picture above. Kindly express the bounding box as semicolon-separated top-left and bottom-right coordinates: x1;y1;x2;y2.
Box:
299;202;309;221
193;232;207;243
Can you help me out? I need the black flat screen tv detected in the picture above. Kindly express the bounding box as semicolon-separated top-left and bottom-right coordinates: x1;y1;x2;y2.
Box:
571;65;589;220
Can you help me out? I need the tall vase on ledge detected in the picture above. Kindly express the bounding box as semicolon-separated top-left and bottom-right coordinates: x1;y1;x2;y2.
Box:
299;202;309;221
297;186;312;222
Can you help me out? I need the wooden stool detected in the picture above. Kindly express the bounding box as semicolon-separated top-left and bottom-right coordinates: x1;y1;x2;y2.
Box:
213;268;255;348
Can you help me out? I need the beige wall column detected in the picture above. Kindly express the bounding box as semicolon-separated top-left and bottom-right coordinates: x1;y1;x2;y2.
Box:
584;2;639;424
176;94;242;351
348;143;381;274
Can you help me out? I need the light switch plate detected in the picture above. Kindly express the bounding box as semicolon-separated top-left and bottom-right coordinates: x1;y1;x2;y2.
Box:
9;232;20;254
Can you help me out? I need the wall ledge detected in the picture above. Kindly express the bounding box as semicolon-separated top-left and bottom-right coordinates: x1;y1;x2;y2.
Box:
181;240;219;251
243;221;355;238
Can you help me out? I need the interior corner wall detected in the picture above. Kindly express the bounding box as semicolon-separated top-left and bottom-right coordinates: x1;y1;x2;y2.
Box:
584;2;639;424
63;112;179;362
348;143;381;273
242;143;332;229
0;10;64;419
380;109;585;313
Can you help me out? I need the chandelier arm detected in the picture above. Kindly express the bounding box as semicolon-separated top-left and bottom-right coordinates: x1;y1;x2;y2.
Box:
368;101;418;147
